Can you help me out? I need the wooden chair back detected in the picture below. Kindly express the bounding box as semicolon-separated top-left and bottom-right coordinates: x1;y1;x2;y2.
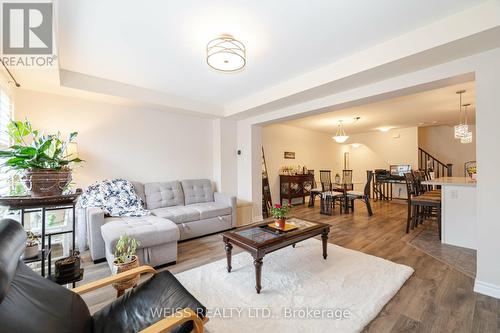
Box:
319;170;332;191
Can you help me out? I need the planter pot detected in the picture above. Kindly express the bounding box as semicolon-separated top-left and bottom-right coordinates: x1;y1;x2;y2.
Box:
23;244;39;259
112;255;140;292
471;173;477;180
23;169;72;197
274;218;286;229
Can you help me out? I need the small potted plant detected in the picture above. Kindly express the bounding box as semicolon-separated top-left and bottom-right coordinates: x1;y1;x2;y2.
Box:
270;203;291;229
112;235;141;295
24;231;40;259
467;166;477;180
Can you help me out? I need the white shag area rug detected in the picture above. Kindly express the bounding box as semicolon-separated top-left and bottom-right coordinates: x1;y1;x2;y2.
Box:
175;239;413;333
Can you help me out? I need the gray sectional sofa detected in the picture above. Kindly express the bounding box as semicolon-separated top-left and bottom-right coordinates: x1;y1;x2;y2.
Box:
80;179;236;268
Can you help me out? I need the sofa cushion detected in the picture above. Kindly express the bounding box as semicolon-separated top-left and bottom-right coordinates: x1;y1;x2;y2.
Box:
101;216;179;250
189;202;231;220
144;181;184;210
181;179;214;205
131;181;146;208
151;206;200;224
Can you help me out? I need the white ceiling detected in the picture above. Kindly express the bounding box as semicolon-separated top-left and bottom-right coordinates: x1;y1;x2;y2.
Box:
280;81;476;135
57;0;485;107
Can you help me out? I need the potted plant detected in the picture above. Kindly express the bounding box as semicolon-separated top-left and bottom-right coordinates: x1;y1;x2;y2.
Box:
270;203;291;229
112;235;141;295
467;166;477;180
24;231;40;259
0;120;83;197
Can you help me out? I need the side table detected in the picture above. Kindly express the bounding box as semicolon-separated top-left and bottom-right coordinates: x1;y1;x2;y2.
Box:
0;189;83;286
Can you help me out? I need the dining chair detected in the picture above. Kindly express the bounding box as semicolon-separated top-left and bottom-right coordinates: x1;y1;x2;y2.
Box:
345;170;373;216
309;170;331;207
320;170;332;191
308;170;321;207
342;170;354;191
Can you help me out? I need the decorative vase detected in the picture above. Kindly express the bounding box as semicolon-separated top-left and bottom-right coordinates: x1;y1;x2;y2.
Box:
112;255;140;291
23;244;39;259
274;218;286;229
23;169;72;197
335;174;341;183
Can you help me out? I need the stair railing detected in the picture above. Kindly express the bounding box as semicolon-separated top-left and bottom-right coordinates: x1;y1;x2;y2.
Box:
418;148;453;178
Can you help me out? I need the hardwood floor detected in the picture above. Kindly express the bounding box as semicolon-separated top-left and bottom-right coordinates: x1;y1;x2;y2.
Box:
79;200;499;332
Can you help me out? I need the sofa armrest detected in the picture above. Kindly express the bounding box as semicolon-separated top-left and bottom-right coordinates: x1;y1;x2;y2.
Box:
85;207;107;261
139;308;207;333
214;192;237;227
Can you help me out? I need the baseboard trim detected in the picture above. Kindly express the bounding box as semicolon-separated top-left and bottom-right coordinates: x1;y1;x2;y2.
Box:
474;279;500;299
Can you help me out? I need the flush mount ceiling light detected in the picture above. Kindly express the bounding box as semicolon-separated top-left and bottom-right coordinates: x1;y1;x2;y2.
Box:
454;90;469;139
207;34;246;72
333;120;349;143
378;127;392;132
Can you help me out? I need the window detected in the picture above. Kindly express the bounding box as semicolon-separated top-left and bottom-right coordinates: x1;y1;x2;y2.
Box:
0;87;13;196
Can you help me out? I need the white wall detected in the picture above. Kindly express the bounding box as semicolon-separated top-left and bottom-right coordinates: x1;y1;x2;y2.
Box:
262;124;342;205
418;125;476;177
14;89;214;188
474;50;500;298
212;118;238;194
344;127;418;193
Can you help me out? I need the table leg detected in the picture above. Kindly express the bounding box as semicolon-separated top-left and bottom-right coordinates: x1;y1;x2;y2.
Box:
225;241;233;273
321;229;329;259
254;258;263;294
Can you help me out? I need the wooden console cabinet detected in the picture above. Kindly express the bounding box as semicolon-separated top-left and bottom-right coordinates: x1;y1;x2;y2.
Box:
279;174;314;206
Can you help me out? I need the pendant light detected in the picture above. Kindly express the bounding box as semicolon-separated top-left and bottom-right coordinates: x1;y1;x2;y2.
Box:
454;90;469;139
333;120;349;143
460;103;473;144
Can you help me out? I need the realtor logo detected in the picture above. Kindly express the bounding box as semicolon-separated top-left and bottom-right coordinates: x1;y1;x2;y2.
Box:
2;2;53;54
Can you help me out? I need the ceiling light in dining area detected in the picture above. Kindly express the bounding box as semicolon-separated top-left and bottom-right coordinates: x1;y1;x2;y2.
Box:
207;34;246;72
332;120;349;143
378;127;392;132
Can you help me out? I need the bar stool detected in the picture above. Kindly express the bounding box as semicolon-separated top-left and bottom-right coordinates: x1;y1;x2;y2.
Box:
404;173;442;239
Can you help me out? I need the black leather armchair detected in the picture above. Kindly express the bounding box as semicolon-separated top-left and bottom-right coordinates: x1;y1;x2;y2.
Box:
0;218;208;333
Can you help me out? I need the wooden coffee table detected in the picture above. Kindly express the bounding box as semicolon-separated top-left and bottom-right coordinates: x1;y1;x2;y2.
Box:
222;217;330;294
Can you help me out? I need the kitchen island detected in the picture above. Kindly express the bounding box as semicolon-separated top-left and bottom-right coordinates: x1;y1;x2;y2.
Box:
422;177;477;250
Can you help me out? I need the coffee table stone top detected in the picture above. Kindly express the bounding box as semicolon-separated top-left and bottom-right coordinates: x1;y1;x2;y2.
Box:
226;217;327;246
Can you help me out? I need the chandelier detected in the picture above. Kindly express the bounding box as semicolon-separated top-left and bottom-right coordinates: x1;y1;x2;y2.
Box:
206;34;246;72
332;120;349;143
460;103;473;144
454;90;469;139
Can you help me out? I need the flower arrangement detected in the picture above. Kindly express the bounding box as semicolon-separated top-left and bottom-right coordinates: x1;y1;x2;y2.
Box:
270;203;292;229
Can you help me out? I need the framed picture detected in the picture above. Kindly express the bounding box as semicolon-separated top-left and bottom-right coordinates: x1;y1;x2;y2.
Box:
284;151;295;159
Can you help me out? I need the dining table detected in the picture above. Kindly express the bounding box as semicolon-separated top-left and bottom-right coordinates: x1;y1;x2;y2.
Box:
320;181;364;215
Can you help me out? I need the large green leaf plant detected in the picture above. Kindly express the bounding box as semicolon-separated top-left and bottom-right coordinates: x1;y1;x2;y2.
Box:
0;120;83;170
